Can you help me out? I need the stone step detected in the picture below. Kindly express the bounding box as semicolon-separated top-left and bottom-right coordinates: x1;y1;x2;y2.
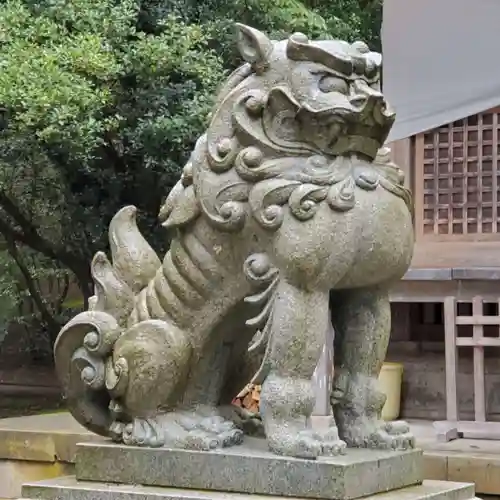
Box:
75;438;422;500
21;477;480;500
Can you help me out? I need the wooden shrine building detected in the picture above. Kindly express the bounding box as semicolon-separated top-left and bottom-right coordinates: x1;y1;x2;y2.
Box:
383;0;500;439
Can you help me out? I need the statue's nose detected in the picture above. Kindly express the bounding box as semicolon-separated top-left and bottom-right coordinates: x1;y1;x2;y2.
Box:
350;79;384;110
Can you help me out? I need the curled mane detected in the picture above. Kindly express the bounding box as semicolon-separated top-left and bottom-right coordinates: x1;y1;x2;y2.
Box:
160;27;412;234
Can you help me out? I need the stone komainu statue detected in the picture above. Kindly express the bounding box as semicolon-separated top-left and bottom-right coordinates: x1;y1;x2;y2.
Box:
55;24;415;459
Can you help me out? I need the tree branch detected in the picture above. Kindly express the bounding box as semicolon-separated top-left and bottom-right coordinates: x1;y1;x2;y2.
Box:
55;273;70;315
5;238;60;338
0;192;72;263
103;132;128;173
0;192;92;294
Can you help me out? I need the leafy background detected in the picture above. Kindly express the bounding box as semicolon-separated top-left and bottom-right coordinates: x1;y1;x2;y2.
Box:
0;0;382;359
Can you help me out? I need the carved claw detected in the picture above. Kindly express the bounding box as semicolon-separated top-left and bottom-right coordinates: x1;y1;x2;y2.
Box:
122;417;165;448
316;423;347;456
267;425;347;459
184;427;244;450
184;430;220;450
370;421;416;450
220;428;245;447
175;410;244;450
321;438;347;457
336;414;415;451
269;428;322;459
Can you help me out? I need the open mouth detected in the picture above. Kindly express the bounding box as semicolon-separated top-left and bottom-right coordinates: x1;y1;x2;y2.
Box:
303;94;395;151
261;85;395;159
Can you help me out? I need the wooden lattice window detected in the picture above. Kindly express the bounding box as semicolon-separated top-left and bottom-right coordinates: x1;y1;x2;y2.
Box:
414;108;500;241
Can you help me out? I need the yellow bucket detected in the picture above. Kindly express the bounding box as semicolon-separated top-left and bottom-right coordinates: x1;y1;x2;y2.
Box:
378;362;404;421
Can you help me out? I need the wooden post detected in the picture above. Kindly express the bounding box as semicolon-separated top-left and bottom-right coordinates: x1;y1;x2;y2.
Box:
444;296;458;421
389;138;412;189
413;134;425;239
472;296;486;422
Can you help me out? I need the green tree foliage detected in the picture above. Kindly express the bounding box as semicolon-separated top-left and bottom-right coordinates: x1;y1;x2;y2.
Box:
306;0;382;50
0;0;381;344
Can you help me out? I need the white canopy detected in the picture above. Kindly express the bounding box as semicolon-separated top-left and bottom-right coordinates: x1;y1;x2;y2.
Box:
382;0;500;142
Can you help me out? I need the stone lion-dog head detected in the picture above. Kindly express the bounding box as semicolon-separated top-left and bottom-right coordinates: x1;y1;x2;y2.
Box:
160;24;409;234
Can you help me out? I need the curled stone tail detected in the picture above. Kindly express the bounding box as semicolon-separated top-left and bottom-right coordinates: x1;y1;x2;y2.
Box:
54;311;119;437
54;205;168;439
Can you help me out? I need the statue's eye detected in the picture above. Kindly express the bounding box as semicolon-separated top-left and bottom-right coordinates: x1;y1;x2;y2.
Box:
318;75;349;94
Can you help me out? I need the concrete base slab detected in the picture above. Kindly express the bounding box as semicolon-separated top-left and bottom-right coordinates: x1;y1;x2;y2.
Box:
0;461;73;499
0;412;94;463
75;439;422;500
22;477;480;500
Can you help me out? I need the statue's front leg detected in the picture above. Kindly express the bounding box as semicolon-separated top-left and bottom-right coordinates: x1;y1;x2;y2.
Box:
330;286;415;450
261;281;346;459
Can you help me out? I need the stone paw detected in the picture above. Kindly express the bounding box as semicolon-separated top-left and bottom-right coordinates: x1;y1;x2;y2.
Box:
339;416;415;451
122;417;165;447
368;420;415;450
219;426;245;447
321;438;347;456
198;415;236;435
183;430;221;450
109;420;125;442
175;410;244;450
318;427;347;456
269;429;322;459
183;427;244;450
219;404;265;438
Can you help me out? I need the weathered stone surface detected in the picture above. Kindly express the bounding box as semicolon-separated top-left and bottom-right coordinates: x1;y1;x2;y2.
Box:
75;440;422;500
22;478;479;500
53;21;415;460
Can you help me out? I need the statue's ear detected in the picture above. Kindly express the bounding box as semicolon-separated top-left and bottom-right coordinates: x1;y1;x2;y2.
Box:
235;23;273;75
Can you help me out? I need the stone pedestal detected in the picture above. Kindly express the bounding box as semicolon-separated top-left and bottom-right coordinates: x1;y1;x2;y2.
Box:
20;438;480;500
23;476;479;500
75;438;422;499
